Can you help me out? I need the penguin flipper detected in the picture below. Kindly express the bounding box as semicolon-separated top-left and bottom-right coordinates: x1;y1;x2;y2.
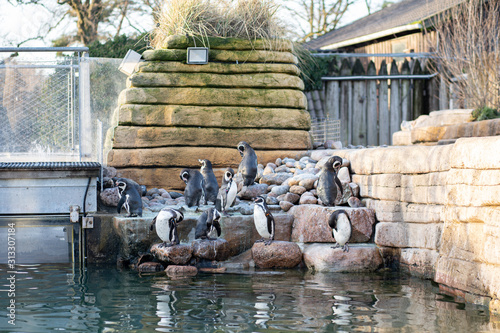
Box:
335;175;343;195
266;213;275;237
117;196;126;214
214;220;222;237
150;216;157;231
169;219;176;243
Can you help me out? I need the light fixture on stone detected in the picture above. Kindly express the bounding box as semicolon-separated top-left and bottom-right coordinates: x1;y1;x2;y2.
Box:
187;47;209;64
119;49;142;76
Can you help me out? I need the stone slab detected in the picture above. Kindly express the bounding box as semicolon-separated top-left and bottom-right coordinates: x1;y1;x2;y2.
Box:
191;238;230;261
129;72;304;90
112;126;312;150
165;265;198;277
445;184;500;207
142;49;298;64
443;206;500;227
392;131;412;146
374;222;442;250
251;241;303;268
137;61;301;76
410;126;446;144
289;205;376;243
415;109;473;127
118;104;310;130
400;248;439;279
118;87;306;109
446;169;500;186
302;243;383;273
450;136;500;170
442;118;500;140
153;35;294;51
364;199;443;223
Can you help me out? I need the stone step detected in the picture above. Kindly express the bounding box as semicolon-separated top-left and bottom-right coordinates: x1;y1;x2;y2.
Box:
153;35;294;51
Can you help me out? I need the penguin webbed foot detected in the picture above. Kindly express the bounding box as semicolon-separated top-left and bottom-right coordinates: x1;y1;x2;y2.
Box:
343;244;349;252
264;239;273;246
255;238;265;243
158;242;173;249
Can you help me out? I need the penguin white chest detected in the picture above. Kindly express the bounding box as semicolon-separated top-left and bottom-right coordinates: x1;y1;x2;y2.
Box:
254;207;272;238
155;213;173;242
225;181;237;210
332;214;352;246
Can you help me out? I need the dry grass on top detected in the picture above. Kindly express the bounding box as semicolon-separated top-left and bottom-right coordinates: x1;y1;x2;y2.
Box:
150;0;288;50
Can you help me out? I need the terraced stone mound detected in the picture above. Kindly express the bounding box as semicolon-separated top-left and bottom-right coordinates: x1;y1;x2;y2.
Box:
107;35;312;190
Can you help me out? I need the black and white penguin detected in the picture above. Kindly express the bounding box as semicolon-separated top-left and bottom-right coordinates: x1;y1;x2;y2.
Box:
237;141;258;186
199;159;219;204
317;156;343;206
328;210;352;252
195;207;222;240
180;168;205;207
116;178;143;217
253;196;275;245
150;208;184;248
216;168;238;215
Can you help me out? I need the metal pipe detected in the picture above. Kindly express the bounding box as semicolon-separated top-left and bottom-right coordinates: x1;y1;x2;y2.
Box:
321;73;439;81
0;47;89;53
313;52;437;58
0;65;79;69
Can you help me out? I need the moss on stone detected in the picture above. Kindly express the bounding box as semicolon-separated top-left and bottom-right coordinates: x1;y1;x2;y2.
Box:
159;35;293;52
137;62;301;76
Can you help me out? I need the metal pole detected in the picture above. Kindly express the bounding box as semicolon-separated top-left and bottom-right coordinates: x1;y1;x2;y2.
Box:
78;52;92;161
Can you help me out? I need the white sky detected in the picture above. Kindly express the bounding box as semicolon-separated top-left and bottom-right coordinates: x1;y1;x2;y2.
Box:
0;0;387;49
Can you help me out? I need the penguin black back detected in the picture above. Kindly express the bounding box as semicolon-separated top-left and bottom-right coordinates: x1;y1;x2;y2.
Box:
328;209;352;252
317;156;343;206
216;167;237;214
199;159;219;204
195;207;222;240
180;168;205;207
237;141;258;186
116;178;143;217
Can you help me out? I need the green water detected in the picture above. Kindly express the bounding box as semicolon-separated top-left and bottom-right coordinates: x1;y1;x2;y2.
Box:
0;264;497;332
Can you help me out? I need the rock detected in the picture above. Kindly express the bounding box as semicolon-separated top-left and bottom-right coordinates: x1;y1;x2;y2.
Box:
191;238;230;261
138;262;164;273
324;140;343;149
299;178;316;190
302;243;383;272
334;182;353;205
170;191;183;199
337;167;351;183
275;158;282;166
147;188;160;196
165;265;198;278
299;193;317;205
275;165;290;173
271;184;290;196
150;243;193;265
251;241;302;268
102;177;115;189
300;156;317;164
289;205;376;243
260;172;293;185
103;166;117;178
348;197;363;208
263;165;275;175
349;183;360;197
100;187;120;206
283;193;300;204
289;173;319;186
161;192;172;199
256;164;264;182
266;196;279;205
280;201;294;212
290;185;307;195
237;183;269;200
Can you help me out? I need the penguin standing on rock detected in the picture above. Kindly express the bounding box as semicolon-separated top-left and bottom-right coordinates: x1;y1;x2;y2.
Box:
199;159;219;204
237;141;258;186
116;178;143;217
253;196;275;245
195;207;222;240
150;208;184;248
317;156;343;206
180;169;205;207
216;168;237;216
328;210;352;252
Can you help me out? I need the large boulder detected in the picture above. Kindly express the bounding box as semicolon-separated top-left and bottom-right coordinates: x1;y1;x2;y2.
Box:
251;241;302;268
150;243;193;265
191;238;230;261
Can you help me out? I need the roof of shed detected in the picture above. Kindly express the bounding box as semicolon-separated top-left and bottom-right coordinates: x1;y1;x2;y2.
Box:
306;0;466;50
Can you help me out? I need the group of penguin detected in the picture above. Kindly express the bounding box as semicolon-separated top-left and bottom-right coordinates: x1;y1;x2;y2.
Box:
116;141;353;252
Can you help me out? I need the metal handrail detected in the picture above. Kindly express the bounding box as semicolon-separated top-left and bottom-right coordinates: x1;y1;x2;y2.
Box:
313;52;437;58
0;47;89;53
322;73;439;81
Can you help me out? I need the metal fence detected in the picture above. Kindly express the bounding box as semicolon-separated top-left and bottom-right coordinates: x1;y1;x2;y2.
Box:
310;119;341;146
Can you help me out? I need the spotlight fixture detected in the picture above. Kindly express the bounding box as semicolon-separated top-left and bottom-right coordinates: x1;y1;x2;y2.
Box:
187;47;209;64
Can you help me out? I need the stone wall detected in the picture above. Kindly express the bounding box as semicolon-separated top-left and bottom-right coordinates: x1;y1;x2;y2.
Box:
107;35;312;190
331;136;500;310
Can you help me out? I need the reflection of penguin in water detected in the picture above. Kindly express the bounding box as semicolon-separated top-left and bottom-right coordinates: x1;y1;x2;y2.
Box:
216;168;237;216
199;159;219;204
317;156;343;206
195;207;222;240
150;208;184;248
328;210;352;252
237;141;258;186
253;196;275;245
180;168;205;207
116;178;143;217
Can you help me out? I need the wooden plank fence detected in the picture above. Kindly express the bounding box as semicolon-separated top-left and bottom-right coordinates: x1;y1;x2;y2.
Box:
307;56;448;147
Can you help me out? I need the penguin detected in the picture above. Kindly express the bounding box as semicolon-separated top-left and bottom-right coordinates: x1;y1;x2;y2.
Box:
216;167;237;216
150;208;184;248
328;210;352;252
253;196;275;245
237;141;258;186
180;168;205;207
116;178;143;217
316;156;343;206
199;159;219;204
195;207;222;240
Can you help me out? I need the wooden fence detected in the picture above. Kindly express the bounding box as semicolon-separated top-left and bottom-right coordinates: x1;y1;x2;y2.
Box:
306;56;451;146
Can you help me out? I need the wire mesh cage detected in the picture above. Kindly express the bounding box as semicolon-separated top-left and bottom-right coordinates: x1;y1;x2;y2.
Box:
0;57;78;157
309;118;341;146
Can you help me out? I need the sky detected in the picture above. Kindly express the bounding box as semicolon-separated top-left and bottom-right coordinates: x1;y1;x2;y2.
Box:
0;0;388;49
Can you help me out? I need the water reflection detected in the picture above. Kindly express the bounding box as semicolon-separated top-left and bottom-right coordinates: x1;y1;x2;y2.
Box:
0;265;495;332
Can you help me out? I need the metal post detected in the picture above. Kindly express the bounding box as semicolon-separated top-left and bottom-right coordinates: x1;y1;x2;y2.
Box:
78;52;92;161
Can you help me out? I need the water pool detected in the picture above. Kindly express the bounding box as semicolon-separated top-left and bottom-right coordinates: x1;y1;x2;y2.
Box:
0;264;497;332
